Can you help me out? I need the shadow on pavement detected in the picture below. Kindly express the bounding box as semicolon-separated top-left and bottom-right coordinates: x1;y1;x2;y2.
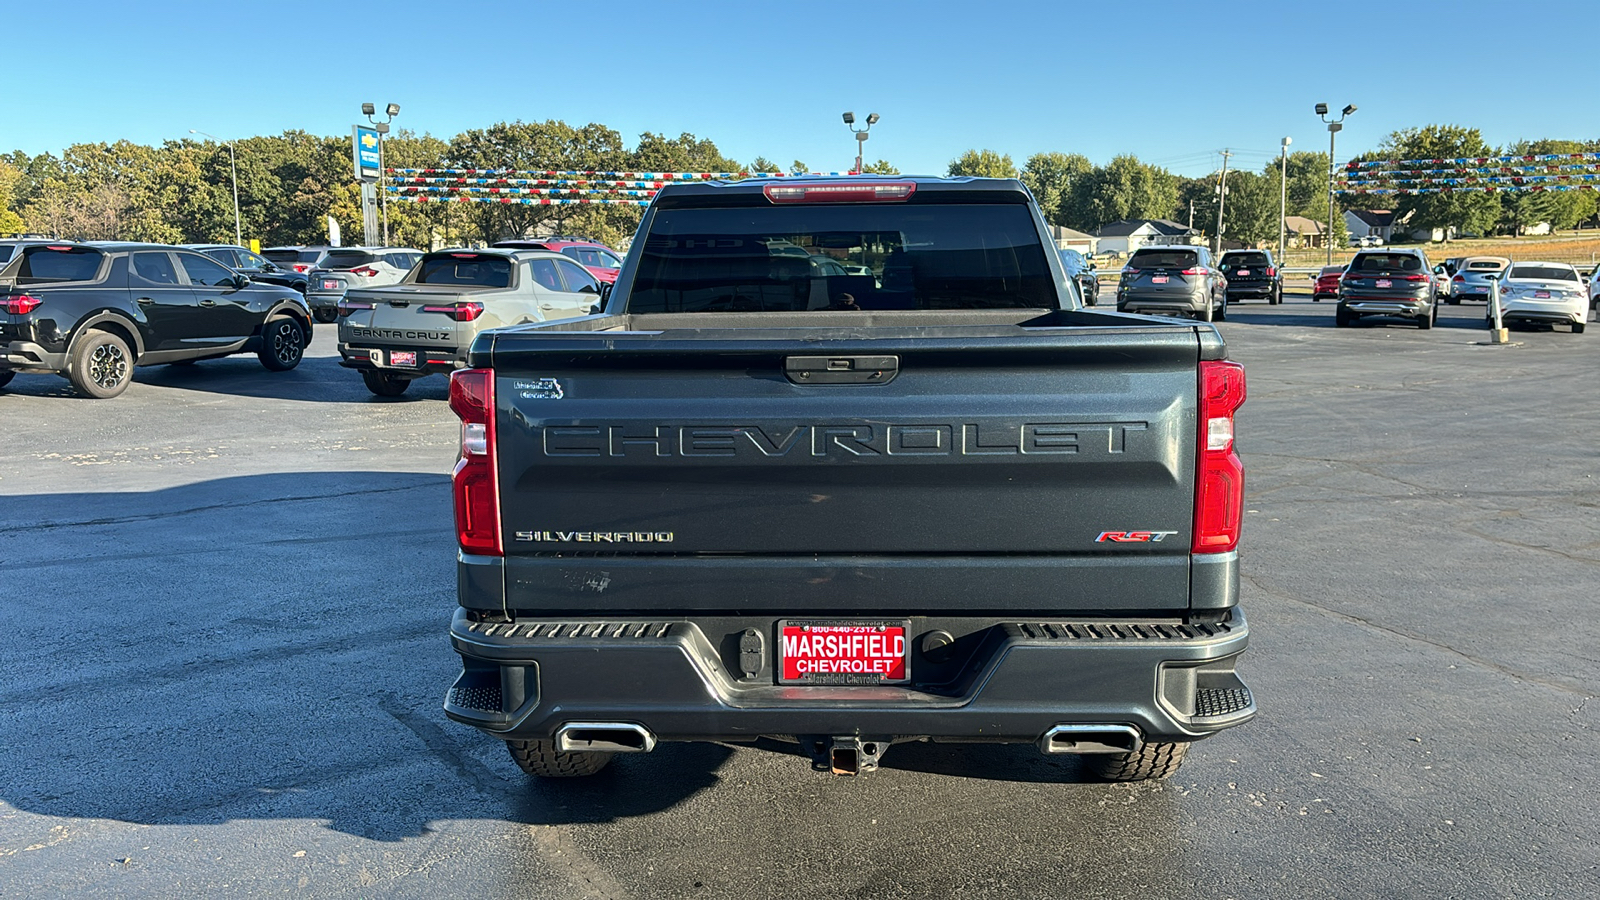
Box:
0;472;722;839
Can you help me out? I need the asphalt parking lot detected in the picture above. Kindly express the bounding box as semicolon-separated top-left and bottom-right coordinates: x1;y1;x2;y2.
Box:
2;298;1597;899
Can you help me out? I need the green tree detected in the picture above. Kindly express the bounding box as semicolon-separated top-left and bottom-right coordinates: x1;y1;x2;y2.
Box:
947;149;1017;178
1380;125;1501;238
1020;152;1091;224
1216;170;1277;246
789;160;810;175
859;159;900;175
1060;155;1178;231
749;157;781;173
1498;139;1597;234
0;160;26;233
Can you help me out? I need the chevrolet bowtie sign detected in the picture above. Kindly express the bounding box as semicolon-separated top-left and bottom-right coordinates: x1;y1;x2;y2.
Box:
352;125;381;182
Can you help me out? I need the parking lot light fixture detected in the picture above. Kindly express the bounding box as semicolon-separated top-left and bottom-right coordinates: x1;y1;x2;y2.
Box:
1318;103;1357;265
190;129;241;247
364;102;402;245
1278;137;1291;263
843;111;879;175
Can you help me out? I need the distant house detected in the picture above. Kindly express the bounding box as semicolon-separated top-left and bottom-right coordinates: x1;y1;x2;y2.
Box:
1049;225;1098;255
1345;209;1399;243
1345;208;1461;243
1093;219;1200;256
1283;216;1325;249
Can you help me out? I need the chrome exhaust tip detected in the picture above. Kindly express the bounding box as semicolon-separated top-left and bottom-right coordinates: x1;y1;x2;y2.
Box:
1039;724;1142;755
555;722;657;753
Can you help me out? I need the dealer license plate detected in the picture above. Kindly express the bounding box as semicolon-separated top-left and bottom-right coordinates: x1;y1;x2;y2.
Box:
388;350;417;367
779;620;909;685
1535;290;1551;299
1152;275;1169;284
1375;279;1392;288
1236;269;1250;276
321;279;339;290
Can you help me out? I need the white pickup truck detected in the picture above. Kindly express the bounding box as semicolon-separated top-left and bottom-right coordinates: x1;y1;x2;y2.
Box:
336;247;603;396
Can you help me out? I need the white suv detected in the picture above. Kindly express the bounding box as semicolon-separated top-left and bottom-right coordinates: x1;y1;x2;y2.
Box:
304;248;422;322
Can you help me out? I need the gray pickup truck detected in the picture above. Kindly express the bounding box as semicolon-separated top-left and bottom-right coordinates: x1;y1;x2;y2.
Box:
337;248;603;396
441;176;1254;781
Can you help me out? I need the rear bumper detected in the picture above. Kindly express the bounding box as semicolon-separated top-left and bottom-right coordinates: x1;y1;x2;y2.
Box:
1224;282;1274;298
1;341;67;373
444;607;1255;746
337;342;465;374
1341;297;1429;315
1118;290;1207;313
1500;306;1583;324
305;292;344;312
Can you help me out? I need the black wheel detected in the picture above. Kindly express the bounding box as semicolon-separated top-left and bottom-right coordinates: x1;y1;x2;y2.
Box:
507;739;613;778
68;329;133;399
258;317;305;371
361;369;410;397
313;308;339;324
1088;741;1188;782
1335;307;1354;327
1312;296;1322;302
1573;322;1586;334
0;371;14;390
1447;296;1460;305
1214;300;1227;321
1417;311;1432;330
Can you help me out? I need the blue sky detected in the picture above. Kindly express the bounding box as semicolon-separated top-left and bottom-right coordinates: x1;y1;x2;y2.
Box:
6;0;1596;178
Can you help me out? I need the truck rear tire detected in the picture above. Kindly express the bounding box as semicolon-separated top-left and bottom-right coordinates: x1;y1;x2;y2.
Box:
1088;741;1189;782
314;308;339;324
68;329;134;399
361;370;410;397
507;739;613;778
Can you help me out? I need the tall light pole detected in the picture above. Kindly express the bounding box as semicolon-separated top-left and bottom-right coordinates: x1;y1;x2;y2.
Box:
363;102;401;245
1278;136;1292;263
190;129;240;247
1316;103;1357;265
842;111;879;175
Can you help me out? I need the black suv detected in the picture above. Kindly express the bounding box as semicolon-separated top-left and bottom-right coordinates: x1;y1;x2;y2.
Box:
187;244;309;296
0;243;313;398
1218;249;1282;305
1336;248;1439;329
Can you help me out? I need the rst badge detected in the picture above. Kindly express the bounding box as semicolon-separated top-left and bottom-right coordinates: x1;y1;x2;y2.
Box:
1096;530;1178;543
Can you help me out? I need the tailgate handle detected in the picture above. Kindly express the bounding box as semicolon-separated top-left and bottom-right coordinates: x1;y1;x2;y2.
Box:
784;355;898;385
388;299;409;308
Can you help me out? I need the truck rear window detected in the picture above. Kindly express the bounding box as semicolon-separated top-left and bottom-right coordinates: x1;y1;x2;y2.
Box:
13;246;104;284
323;250;380;268
627;204;1056;313
416;254;512;287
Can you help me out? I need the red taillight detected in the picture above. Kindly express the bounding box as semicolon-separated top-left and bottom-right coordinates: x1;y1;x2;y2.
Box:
422;302;485;321
1265;267;1276;277
1400;274;1430;282
293;264;311;273
450;369;501;556
337;299;375;317
1181;267;1208;276
2;294;42;315
1122;267;1140;277
1452;275;1465;282
1193;360;1246;554
763;182;916;203
351;266;379;277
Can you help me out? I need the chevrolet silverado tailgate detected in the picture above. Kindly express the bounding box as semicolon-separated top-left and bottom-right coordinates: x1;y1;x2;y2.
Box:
488;314;1206;615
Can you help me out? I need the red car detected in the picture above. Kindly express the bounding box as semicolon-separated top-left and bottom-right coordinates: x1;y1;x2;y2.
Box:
492;237;624;283
1313;264;1345;302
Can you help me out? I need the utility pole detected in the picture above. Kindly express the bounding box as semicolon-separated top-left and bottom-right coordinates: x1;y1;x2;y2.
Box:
1188;199;1195;230
1278;137;1291;262
1214;150;1231;254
